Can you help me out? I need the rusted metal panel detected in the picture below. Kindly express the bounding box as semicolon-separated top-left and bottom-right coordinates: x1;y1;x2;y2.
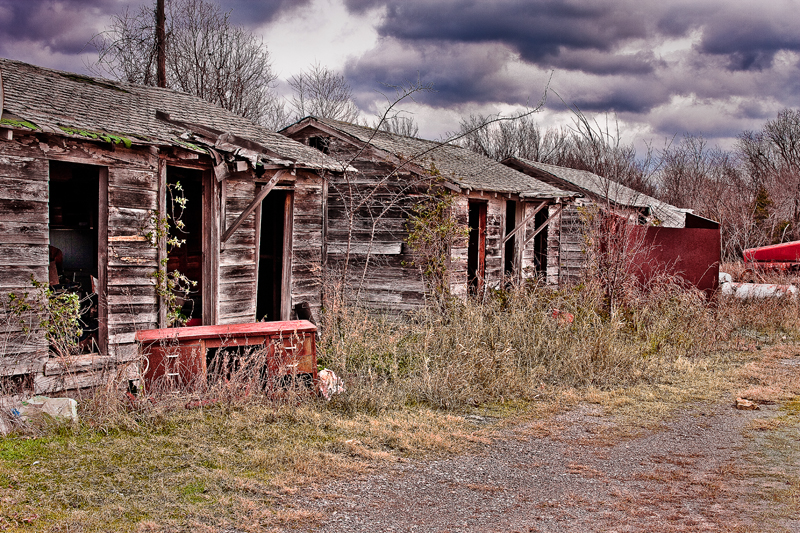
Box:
135;320;318;390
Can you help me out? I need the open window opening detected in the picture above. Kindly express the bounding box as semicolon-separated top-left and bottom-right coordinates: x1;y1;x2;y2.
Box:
308;136;330;154
166;167;204;325
257;189;293;321
467;200;487;295
48;161;106;353
504;200;517;277
534;207;549;276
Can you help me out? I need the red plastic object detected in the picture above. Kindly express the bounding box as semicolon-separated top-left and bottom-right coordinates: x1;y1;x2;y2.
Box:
743;241;800;263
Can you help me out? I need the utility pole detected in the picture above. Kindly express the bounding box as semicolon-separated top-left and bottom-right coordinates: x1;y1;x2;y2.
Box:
156;0;166;88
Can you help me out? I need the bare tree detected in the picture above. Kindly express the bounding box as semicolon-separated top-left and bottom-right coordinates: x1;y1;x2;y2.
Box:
456;113;567;163
91;0;279;126
376;114;419;137
737;109;800;243
288;63;360;122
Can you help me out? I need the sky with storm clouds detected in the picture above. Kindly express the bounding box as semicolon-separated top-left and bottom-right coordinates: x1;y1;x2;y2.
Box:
0;0;798;149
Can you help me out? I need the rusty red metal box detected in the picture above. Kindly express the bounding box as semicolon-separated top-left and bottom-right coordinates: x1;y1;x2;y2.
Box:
135;320;317;390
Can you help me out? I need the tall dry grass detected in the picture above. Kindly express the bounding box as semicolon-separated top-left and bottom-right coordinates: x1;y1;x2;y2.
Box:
318;275;799;412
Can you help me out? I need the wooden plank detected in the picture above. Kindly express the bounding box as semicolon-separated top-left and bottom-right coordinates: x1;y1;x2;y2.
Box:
0;221;48;244
502;201;547;245
221;170;286;243
202;169;219;325
157;156;167;328
0;243;47;266
523;204;563;247
34;363;139;394
326;242;403;255
281;191;294;321
0;349;48;377
98;167;109;356
109;168;158;189
43;351;139;376
0;176;48;202
0;155;47;181
108;186;157;210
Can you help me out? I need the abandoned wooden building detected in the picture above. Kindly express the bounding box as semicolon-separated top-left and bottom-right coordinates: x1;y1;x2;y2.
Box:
281;117;580;309
502;157;721;290
0;58;346;393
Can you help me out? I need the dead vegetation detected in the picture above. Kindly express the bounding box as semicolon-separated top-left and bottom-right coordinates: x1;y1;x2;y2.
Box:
0;276;798;531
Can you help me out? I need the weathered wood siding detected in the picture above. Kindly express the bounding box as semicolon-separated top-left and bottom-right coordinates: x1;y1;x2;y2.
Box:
107;160;159;358
290;133;429;311
0;145;49;376
555;204;587;286
289;170;325;317
219;175;257;324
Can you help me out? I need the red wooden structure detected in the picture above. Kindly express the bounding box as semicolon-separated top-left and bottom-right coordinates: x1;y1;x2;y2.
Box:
135;320;317;390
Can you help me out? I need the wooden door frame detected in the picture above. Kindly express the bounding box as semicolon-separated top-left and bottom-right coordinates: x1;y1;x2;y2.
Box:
97;167;108;354
280;191;294;321
254;184;294;322
468;200;487;294
202;168;219;325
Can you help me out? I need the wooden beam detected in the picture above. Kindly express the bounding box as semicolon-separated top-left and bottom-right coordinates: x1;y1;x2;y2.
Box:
221;170;286;243
157;157;167;328
202;169;219;325
98;167;109;355
280;192;294;321
155;111;292;163
523;204;563;247
502;201;547;244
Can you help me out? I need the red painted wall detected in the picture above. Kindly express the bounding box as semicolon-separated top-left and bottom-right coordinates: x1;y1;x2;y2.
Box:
629;227;721;294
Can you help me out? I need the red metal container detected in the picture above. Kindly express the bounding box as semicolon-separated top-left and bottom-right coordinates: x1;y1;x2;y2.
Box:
135;320;317;390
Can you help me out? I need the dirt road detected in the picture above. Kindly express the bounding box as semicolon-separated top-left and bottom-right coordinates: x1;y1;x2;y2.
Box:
289;391;799;532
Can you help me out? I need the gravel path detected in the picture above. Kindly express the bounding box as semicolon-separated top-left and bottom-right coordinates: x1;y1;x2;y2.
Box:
289;401;798;532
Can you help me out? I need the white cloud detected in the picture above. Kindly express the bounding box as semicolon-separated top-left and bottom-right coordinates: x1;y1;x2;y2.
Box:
256;0;384;80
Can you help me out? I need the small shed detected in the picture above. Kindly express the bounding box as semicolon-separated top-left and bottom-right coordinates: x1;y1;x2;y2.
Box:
281;117;579;308
0;58;344;393
502;157;721;291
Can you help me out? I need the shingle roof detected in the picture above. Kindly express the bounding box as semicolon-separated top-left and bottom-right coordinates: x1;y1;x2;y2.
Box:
0;57;342;171
286;117;576;198
503;157;688;228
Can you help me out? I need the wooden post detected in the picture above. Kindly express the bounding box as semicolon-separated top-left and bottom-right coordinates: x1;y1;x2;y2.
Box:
156;0;166;88
98;167;109;355
281;192;294;321
157;157;167;328
202;170;219;325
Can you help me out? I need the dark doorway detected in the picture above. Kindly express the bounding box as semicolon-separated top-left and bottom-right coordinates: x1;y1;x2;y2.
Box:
504;200;517;276
534;207;548;276
257;190;291;321
48;161;106;352
166;167;203;324
467;201;487;295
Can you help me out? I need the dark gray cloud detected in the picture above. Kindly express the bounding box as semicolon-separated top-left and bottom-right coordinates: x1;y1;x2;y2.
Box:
339;0;800;143
222;0;312;28
0;0;125;57
354;1;650;66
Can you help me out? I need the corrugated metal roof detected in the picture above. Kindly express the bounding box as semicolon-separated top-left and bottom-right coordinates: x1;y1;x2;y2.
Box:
0;57;344;171
286;117;577;198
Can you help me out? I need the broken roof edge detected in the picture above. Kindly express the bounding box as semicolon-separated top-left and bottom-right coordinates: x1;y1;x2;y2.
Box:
283;117;578;196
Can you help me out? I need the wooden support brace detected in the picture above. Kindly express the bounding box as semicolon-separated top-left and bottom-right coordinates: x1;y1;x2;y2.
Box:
503;201;547;244
221;170;286;243
522;204;562;247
